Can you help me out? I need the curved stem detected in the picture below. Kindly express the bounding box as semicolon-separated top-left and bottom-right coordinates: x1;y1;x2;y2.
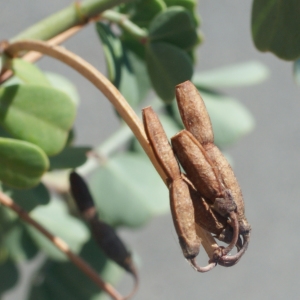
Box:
0;24;84;83
0;191;123;300
220;211;239;256
4;39;217;263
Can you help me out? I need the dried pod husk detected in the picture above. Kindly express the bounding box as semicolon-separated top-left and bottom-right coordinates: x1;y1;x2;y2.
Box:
175;80;213;145
204;146;250;233
188;183;228;236
186;178;234;244
171;130;221;202
143;106;181;181
170;178;200;259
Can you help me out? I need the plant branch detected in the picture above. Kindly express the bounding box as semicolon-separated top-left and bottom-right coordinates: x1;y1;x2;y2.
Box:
4;39;217;259
11;0;134;42
0;191;123;300
102;10;148;40
0;24;84;83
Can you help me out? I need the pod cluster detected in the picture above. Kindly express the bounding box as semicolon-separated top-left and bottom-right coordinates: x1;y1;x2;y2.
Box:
143;81;251;271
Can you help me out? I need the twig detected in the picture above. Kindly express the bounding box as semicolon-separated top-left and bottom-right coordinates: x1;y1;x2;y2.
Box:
1;23;85;83
3;40;217;257
102;10;147;40
0;191;123;300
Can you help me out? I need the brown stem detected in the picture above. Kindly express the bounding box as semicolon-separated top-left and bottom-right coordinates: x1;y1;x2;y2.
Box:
0;191;123;300
0;24;84;83
220;211;239;256
217;232;250;267
3;39;217;263
189;258;216;273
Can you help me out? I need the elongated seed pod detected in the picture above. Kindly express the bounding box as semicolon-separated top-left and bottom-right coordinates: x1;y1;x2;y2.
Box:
206;146;250;231
69;172;137;275
69;171;96;220
175;81;214;145
143;106;181;181
170;178;200;259
171;130;221;202
89;218;135;275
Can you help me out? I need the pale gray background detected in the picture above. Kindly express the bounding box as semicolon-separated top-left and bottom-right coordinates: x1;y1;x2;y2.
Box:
1;1;300;299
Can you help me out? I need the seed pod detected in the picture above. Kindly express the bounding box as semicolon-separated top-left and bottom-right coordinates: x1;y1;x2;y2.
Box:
207;146;246;223
69;171;137;276
89;218;135;275
143;107;199;258
171;130;221;202
175;81;250;233
143;106;181;181
175;80;213;145
69;171;96;220
170;178;200;259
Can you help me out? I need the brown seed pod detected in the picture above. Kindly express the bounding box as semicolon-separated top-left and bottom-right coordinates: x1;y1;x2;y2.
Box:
142;107;217;272
175;80;251;265
143;106;180;181
175;80;214;145
171;130;221;202
170;178;200;260
207;146;249;228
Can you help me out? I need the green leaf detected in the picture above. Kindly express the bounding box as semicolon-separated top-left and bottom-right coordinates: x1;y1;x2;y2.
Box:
149;6;199;50
0;258;19;295
9;182;50;211
121;32;146;60
146;42;193;102
26;198;90;261
0;138;49;188
164;0;196;10
0;84;76;155
10;58;51;86
164;0;199;25
28;239;123;300
49;146;91;170
3;223;38;262
130;0;166;28
192;61;270;89
96;22;150;107
89;152;169;228
252;0;300;60
45;72;80;106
